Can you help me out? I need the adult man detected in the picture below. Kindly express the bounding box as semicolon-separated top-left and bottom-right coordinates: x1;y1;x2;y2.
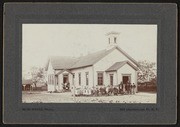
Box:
119;81;123;94
132;83;136;94
126;81;131;94
130;83;133;94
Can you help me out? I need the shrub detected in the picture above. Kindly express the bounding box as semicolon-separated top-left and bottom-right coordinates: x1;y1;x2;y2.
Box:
137;84;157;92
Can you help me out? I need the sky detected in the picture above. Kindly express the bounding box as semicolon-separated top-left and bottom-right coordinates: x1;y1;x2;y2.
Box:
22;24;157;72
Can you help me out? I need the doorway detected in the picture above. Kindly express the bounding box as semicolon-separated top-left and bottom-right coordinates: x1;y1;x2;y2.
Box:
63;74;69;83
122;75;131;84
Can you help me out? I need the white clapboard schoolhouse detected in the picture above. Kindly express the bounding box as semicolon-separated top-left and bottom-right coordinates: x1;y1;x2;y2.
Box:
45;32;140;93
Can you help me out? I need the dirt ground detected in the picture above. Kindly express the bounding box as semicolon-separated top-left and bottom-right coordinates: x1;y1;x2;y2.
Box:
22;91;156;103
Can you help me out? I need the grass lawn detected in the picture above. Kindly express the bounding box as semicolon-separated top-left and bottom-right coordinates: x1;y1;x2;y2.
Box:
22;91;156;103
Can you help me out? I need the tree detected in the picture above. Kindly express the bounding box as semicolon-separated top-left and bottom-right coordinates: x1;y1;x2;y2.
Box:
30;67;45;88
137;60;157;84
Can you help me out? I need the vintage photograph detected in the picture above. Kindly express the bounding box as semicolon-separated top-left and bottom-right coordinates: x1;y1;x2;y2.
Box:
22;24;157;103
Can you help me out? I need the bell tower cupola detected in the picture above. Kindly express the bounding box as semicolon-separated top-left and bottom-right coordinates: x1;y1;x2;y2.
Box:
106;32;120;50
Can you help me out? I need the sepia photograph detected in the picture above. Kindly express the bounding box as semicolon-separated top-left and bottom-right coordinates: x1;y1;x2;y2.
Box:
3;3;177;124
22;24;157;103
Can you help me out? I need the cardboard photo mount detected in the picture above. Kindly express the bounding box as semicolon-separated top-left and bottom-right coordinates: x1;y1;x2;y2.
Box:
3;3;177;124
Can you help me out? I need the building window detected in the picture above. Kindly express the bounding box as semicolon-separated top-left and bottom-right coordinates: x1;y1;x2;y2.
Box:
86;72;89;86
53;75;54;84
78;73;81;86
51;74;53;84
51;75;53;84
72;73;75;86
49;74;54;85
52;75;54;84
114;37;117;43
97;73;103;85
110;74;114;86
48;75;50;84
72;73;75;78
56;76;58;85
50;75;51;84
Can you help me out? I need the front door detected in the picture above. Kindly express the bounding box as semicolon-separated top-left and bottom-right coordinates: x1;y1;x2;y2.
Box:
122;75;131;84
63;75;69;83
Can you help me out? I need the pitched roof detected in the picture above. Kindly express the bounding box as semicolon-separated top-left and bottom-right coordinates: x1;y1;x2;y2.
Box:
45;46;139;70
45;56;78;70
106;60;139;72
69;48;114;69
22;79;33;85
